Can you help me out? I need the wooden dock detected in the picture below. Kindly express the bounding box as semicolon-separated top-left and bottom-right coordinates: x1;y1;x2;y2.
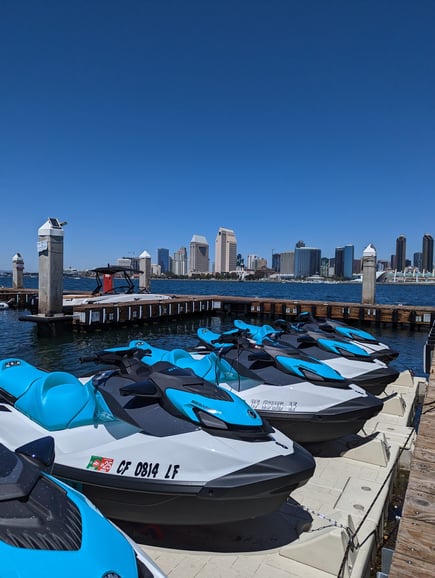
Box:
387;326;435;576
3;287;435;334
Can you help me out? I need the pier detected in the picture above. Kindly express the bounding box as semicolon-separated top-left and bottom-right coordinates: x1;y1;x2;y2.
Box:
4;287;435;335
387;322;435;576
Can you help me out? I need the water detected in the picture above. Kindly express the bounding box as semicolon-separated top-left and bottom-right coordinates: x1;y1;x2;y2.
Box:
0;278;433;377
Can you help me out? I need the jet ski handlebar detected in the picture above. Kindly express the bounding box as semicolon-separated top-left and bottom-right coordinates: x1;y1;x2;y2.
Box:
211;328;250;345
80;347;152;366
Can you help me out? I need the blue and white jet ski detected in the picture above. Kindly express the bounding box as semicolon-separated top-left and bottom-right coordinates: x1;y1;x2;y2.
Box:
279;312;399;363
0;435;166;578
0;357;315;526
231;320;399;395
97;339;384;445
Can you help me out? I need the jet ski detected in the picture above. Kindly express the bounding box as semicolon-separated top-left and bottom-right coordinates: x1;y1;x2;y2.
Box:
231;320;400;396
97;339;384;445
0;435;166;578
0;357;315;526
281;312;399;363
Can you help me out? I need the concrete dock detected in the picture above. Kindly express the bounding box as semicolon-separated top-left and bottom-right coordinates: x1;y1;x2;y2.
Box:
115;370;425;578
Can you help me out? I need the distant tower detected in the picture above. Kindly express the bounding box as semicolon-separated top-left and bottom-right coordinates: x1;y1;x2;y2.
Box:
395;235;406;272
215;227;237;274
12;252;24;289
422;233;434;273
362;243;376;304
189;234;209;275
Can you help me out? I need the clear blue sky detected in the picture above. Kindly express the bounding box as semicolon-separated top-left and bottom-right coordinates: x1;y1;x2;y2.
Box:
1;0;434;272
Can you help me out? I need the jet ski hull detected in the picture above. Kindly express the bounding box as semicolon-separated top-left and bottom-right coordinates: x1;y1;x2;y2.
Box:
257;396;384;443
55;445;315;525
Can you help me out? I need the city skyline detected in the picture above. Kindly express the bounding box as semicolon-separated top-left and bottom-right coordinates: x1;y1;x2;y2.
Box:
1;228;434;275
1;2;434;271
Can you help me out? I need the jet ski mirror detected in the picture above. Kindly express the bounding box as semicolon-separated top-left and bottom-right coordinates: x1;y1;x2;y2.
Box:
14;436;55;474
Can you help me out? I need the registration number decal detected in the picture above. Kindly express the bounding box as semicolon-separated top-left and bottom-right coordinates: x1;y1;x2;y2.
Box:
250;399;298;412
116;460;180;479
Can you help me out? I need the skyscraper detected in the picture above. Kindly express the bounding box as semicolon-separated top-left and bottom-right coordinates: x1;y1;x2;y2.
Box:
422;233;434;273
215;227;237;274
157;248;170;274
279;251;295;276
395;235;407;272
334;247;344;278
335;245;354;279
173;247;188;276
294;246;321;278
189;234;209;275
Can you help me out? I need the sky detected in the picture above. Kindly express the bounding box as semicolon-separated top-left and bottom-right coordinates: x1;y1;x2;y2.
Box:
1;0;434;272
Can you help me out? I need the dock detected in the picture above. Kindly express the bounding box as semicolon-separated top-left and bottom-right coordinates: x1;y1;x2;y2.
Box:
117;369;427;578
4;287;435;335
387;327;435;576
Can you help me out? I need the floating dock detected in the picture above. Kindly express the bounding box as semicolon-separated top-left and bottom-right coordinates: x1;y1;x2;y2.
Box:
113;370;427;578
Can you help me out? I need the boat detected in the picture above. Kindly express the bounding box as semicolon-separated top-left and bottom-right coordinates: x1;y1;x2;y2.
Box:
280;311;399;363
62;265;173;312
0;435;166;578
0;357;315;525
94;339;385;445
232;319;400;395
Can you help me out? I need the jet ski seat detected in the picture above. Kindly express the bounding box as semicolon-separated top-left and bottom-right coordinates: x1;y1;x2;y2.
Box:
166;349;194;365
0;358;42;400
15;372;98;431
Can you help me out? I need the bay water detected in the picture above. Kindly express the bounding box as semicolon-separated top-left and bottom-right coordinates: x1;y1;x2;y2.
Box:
0;278;434;377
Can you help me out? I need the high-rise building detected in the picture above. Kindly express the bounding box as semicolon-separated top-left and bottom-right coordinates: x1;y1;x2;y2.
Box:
157;248;170;274
335;244;354;279
294;246;321;278
189;234;209;275
271;252;281;272
320;257;330;277
422;233;434;273
214;227;237;274
395;235;406;272
117;256;140;273
414;252;423;271
173;247;188;276
334;247;344;278
246;255;258;270
279;251;295;276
